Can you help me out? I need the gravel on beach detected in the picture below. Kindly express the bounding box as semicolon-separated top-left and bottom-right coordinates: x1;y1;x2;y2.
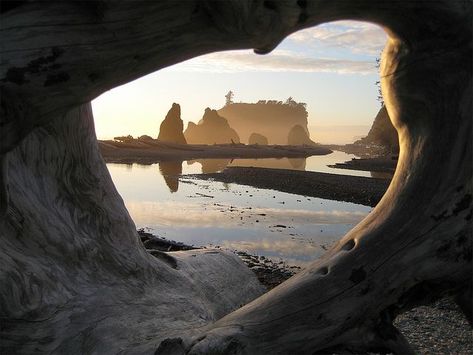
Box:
138;231;472;355
191;166;391;207
235;250;472;355
139;159;471;354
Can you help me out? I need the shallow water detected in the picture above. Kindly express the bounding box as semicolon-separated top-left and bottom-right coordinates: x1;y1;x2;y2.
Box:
107;151;373;266
184;150;373;177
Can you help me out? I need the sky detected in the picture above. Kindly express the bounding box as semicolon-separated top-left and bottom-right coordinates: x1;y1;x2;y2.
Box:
92;20;387;144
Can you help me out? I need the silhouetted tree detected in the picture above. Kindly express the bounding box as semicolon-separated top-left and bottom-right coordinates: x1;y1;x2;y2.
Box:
225;90;234;106
285;96;296;106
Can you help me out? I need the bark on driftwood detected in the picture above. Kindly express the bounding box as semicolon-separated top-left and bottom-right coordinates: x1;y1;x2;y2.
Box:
0;1;471;354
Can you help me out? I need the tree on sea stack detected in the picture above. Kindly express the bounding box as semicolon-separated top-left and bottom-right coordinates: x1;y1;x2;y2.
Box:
0;1;471;354
157;103;187;144
225;90;234;106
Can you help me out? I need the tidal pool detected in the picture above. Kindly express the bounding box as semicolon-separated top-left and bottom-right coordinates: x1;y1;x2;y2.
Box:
107;152;373;266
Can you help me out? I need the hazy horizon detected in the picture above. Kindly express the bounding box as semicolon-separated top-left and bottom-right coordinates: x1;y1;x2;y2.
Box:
92;20;386;145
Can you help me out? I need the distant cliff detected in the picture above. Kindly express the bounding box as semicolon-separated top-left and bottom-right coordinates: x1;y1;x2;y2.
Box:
217;98;311;144
184;108;240;144
357;106;399;152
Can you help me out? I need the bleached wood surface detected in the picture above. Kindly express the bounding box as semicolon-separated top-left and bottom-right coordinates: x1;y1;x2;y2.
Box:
1;1;471;354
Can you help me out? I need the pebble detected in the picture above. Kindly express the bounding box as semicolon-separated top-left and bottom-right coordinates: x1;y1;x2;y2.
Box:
236;250;472;354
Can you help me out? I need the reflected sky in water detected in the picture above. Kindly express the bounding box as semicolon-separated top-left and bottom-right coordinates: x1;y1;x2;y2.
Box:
183;150;373;177
107;151;373;266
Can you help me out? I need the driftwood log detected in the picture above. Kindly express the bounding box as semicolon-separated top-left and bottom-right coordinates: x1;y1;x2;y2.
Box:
0;1;471;354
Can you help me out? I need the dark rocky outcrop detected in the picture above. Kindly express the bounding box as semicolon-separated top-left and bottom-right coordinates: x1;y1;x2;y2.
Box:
287;125;317;146
248;133;268;145
357;106;399;153
157;103;187;144
184;108;240;144
218;99;309;144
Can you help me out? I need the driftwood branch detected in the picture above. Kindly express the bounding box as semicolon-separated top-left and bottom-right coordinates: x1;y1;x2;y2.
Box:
0;1;471;354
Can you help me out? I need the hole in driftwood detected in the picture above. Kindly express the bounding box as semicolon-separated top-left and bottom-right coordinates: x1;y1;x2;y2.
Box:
3;2;470;354
341;239;356;251
92;21;393;281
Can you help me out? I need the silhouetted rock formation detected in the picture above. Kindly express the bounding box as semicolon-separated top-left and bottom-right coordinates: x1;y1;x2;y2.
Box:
157;103;187;144
138;135;154;142
184;108;240;144
357;106;399;152
218;99;309;144
158;160;182;192
287;125;317;146
248;133;268;145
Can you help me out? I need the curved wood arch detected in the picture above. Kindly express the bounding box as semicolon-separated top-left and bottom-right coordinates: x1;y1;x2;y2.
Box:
0;1;471;354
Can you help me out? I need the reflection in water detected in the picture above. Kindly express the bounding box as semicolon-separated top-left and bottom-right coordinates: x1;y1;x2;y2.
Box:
288;158;306;170
183;152;388;177
126;201;367;228
230;157;306;171
122;151;389;195
107;151;387;264
106;162;372;266
188;157;308;174
187;159;231;174
158;161;182;192
147;151;389;193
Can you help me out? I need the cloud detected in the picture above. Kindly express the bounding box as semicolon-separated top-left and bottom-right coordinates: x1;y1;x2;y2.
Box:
126;200;368;228
169;49;378;75
288;20;387;56
167;21;386;75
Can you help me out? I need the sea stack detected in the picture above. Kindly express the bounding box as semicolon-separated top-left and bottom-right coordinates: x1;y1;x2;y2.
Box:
184;108;240;144
248;133;268;145
287;125;316;146
218;98;309;144
157;103;187;144
357;105;399;153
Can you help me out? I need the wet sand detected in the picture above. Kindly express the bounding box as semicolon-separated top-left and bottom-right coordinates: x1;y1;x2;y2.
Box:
99;140;332;164
190;167;391;207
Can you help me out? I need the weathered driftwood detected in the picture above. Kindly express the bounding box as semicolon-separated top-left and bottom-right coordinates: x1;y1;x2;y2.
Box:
0;1;471;354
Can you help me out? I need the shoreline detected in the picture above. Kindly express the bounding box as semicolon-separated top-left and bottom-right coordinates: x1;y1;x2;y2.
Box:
138;230;472;355
123;159;469;354
99;140;332;164
189;166;391;207
328;156;398;173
